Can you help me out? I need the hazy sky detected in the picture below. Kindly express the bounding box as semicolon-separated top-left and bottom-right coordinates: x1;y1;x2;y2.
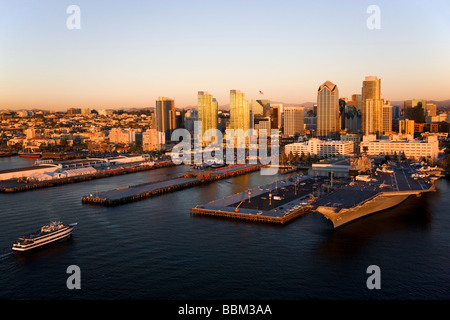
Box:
1;0;449;110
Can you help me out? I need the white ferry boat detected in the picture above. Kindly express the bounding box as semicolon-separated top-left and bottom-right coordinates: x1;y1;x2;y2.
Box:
12;221;77;252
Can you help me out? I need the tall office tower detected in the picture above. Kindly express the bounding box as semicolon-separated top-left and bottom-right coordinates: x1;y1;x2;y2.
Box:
270;104;282;129
382;100;393;133
155;96;176;142
364;99;384;136
404;99;427;123
317;80;339;138
229;90;250;132
197;91;218;142
361;76;382;136
284;106;304;136
339;99;347;131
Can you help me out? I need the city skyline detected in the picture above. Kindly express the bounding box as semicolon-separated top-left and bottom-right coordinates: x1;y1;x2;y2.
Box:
1;0;450;110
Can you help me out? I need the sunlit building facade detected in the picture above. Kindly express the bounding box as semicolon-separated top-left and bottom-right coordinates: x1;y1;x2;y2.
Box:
317;81;339;138
197;91;218;142
284;106;304;136
229;90;250;132
361;76;382;136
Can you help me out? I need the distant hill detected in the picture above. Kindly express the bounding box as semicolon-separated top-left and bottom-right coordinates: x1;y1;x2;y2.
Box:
390;100;450;110
97;99;450;112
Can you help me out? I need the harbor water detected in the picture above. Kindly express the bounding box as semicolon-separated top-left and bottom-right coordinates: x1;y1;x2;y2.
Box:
0;156;449;299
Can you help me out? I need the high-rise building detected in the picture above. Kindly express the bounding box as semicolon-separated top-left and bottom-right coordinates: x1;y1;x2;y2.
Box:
284;106;304;136
184;108;198;132
361;76;382;136
155;97;176;142
382;100;393;133
404;99;427;123
399;119;415;135
270;104;282;130
392;105;401;120
198;91;218;142
317;81;339;138
229;90;250;132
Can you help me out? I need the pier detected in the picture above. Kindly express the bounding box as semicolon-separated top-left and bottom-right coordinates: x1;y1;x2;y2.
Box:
0;160;174;193
81;163;263;206
190;175;315;224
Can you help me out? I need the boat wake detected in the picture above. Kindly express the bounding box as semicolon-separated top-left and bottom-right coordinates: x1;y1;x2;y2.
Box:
0;252;13;260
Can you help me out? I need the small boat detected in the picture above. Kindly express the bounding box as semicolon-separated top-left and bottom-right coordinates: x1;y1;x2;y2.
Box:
18;151;41;158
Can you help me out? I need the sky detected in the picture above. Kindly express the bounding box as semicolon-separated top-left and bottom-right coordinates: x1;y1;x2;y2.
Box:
1;0;449;110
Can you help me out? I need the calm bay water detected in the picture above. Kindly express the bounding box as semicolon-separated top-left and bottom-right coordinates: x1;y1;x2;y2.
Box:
0;156;449;300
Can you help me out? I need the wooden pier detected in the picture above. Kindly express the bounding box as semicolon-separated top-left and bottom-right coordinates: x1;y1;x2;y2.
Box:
81;164;263;206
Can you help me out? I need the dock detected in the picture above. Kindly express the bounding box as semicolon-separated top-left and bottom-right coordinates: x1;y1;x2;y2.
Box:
81;163;263;206
0;160;174;193
190;175;315;224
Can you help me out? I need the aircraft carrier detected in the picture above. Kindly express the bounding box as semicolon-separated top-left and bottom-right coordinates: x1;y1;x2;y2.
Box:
315;162;439;228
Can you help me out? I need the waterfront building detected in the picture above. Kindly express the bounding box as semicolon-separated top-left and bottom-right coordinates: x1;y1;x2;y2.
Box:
359;134;439;161
317;81;339;138
155;96;176;142
284;106;304;136
284;138;354;159
197;91;218;143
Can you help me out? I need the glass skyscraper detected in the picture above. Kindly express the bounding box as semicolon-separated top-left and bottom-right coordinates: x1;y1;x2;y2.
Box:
229;90;250;132
317;81;339;138
197;91;218;143
155;96;176;142
361;76;382;136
